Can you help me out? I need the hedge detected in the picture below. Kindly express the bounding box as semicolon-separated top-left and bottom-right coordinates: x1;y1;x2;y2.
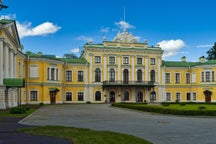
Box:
112;103;216;116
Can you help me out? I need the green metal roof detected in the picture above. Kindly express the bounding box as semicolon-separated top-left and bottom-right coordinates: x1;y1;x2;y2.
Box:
26;51;87;64
0;19;14;24
162;60;216;67
3;78;25;88
49;88;60;92
58;58;87;64
85;43;163;52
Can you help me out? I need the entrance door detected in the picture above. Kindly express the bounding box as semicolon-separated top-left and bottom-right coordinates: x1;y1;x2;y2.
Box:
204;90;212;103
123;69;129;84
50;92;56;104
137;91;143;102
110;91;115;103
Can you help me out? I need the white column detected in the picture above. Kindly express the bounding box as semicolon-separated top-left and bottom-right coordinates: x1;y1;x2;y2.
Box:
0;41;3;85
145;56;149;81
158;56;161;84
89;53;93;83
10;50;14;77
118;55;121;80
103;54;106;81
132;55;135;81
4;46;9;78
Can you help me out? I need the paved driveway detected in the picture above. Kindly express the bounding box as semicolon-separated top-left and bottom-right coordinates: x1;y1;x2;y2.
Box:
20;104;216;144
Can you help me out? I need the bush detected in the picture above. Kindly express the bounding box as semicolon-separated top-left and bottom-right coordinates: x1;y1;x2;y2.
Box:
86;101;91;104
180;103;186;106
161;102;170;106
10;107;26;114
198;106;207;110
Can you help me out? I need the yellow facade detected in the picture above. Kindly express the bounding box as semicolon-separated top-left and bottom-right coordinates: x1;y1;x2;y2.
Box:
2;19;216;109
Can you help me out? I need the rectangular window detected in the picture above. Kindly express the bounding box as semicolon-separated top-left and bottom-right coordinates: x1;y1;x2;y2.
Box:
137;58;142;64
30;91;38;101
192;92;196;101
78;71;84;82
176;92;181;101
150;58;155;65
95;56;101;63
165;73;170;83
206;71;210;82
51;68;55;80
186;93;191;101
186;73;190;84
66;92;72;101
192;73;196;83
66;71;72;82
166;92;171;101
30;65;38;78
212;71;215;82
123;57;129;64
175;73;180;83
202;72;204;82
78;92;84;101
109;56;115;64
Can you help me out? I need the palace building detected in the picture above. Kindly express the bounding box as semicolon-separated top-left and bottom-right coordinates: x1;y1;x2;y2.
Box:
1;19;216;109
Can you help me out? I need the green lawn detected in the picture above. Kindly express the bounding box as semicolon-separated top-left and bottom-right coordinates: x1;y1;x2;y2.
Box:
19;126;152;144
1;104;152;144
0;105;42;117
112;103;216;116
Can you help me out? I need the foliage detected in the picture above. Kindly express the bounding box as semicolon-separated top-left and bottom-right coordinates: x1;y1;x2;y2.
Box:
112;103;216;116
206;42;216;60
19;126;152;144
10;107;27;114
0;104;42;117
63;53;78;58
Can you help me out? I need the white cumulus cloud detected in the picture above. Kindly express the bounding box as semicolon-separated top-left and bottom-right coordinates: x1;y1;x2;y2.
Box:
196;44;213;48
17;21;61;38
157;39;186;58
71;48;80;53
100;27;110;33
0;14;61;38
115;21;135;30
76;35;93;42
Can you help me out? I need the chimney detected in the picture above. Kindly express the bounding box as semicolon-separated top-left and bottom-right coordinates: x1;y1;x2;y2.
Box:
199;56;205;63
181;56;186;62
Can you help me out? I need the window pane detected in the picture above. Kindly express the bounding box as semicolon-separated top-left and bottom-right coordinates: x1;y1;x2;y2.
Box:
165;73;170;83
78;71;84;82
137;58;142;64
78;92;84;101
109;57;115;64
95;56;101;63
66;92;72;101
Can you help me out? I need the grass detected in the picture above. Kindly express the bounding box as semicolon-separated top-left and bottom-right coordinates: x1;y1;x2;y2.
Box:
0;104;42;117
112;103;216;116
19;126;152;144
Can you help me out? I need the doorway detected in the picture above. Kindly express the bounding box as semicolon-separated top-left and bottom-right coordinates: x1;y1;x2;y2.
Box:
110;91;115;103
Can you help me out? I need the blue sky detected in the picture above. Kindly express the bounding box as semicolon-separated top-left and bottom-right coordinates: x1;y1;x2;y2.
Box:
1;0;216;61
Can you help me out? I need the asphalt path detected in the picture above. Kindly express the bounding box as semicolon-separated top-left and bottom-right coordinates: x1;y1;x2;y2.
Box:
20;104;216;144
0;117;71;144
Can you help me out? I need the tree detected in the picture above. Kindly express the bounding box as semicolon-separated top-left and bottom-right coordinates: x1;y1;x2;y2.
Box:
63;53;78;58
207;42;216;60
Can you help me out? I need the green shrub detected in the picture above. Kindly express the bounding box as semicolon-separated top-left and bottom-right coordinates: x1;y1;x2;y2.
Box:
10;107;26;114
180;103;186;106
161;102;170;106
86;101;91;104
198;106;207;110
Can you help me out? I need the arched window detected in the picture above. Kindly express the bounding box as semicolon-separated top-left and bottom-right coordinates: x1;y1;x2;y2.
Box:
150;91;156;102
137;69;142;82
124;91;129;101
123;69;129;83
109;69;115;82
137;91;143;102
95;91;101;101
150;70;155;83
95;68;101;82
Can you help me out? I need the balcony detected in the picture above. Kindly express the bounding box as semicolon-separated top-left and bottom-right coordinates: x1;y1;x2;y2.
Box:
102;80;155;88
